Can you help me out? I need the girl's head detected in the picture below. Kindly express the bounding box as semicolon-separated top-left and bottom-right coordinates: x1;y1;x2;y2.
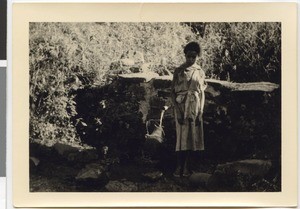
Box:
184;42;201;66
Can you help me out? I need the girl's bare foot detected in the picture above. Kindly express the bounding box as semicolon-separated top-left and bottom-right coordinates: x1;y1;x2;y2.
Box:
173;167;181;178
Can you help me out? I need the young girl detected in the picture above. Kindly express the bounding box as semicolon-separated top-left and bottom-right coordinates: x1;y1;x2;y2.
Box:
171;42;207;177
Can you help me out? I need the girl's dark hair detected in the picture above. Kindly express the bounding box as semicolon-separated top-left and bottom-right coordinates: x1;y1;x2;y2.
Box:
184;42;201;56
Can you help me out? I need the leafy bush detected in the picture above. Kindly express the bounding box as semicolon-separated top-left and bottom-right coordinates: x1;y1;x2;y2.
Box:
30;22;281;147
199;22;281;83
29;22;195;146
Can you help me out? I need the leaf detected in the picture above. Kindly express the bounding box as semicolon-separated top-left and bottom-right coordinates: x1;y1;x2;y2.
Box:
81;121;88;127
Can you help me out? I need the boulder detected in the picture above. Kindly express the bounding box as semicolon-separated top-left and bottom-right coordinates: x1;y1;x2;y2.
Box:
207;159;273;192
75;163;109;188
53;142;99;163
189;172;211;187
152;76;172;89
216;159;272;177
30;156;40;166
206;79;279;92
30;142;54;160
76;163;105;180
118;72;159;83
205;84;221;98
206;170;241;192
105;179;138;192
29;156;40;173
53;143;79;156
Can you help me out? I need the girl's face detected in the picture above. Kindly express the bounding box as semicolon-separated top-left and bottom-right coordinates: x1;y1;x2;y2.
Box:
185;51;198;66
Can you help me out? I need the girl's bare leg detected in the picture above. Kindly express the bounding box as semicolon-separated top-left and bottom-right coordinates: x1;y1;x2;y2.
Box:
173;152;182;177
183;151;192;177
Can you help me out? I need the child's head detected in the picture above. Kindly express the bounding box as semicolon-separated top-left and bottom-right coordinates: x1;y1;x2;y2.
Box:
184;42;201;66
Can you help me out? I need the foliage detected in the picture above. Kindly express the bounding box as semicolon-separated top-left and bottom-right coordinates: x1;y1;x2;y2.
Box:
29;22;194;146
30;22;281;147
199;22;281;83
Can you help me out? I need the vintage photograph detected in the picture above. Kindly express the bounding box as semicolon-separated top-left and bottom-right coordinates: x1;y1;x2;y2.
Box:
29;22;281;192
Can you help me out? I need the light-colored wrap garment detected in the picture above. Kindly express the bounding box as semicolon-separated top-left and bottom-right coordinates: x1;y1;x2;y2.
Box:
171;63;207;151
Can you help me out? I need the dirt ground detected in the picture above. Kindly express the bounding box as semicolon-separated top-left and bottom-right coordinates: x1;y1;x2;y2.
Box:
30;157;215;192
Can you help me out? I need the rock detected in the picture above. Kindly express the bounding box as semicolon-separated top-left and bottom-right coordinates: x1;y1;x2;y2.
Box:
142;171;163;182
152;76;172;89
75;163;109;189
207;159;273;192
118;72;159;83
205;85;221;98
53;142;98;163
30;156;40;173
76;163;106;180
216;159;272;177
189;172;211;187
230;82;279;92
206;170;240;192
30;142;54;160
53;143;79;156
206;79;279;92
105;180;138;192
30;156;40;166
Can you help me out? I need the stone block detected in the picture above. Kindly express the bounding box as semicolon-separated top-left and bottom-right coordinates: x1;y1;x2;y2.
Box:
53;142;98;163
152;76;172;89
206;159;273;191
75;163;109;188
118;72;159;83
205;85;221;98
216;159;272;177
157;89;171;98
76;163;106;180
206;170;241;192
53;143;79;156
189;172;212;187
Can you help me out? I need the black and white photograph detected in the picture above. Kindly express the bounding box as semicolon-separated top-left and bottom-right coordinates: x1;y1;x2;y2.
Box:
28;22;282;193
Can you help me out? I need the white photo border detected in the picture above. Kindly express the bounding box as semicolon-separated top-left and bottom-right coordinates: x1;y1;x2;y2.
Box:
12;2;297;207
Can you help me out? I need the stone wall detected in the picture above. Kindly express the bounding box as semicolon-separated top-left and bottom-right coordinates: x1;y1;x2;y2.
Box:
29;72;281;192
74;73;280;163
